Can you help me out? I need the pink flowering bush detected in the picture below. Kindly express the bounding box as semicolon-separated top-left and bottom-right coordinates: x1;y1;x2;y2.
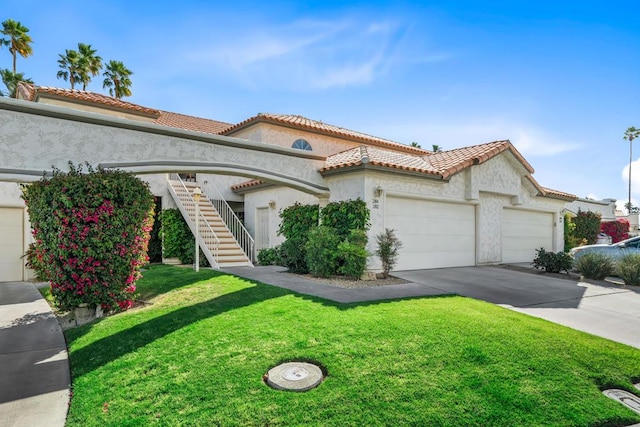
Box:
21;163;154;312
600;218;629;243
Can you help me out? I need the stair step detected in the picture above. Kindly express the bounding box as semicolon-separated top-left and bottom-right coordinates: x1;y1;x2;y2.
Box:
169;178;254;269
218;261;253;268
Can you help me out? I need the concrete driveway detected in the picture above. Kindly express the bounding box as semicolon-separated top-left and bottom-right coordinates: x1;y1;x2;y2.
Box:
394;266;640;349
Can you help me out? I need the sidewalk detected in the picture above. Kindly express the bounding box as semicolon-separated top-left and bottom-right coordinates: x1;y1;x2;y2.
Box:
0;282;69;427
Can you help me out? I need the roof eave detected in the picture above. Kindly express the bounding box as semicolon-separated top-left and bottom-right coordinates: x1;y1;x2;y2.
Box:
231;181;275;194
34;92;161;119
320;163;445;180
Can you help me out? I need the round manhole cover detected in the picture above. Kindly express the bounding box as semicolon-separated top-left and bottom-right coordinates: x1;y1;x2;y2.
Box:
281;366;309;381
265;362;324;392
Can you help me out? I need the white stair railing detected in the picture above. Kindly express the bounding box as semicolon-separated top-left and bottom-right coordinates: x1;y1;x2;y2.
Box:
197;179;255;264
168;174;220;269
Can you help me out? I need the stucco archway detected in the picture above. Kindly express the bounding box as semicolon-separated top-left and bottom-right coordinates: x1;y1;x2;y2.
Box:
0;98;329;196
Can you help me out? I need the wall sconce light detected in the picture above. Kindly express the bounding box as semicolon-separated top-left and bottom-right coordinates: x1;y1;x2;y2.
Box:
268;200;276;209
374;186;383;198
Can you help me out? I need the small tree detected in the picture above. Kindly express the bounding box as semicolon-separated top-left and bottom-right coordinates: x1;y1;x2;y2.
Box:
376;228;402;278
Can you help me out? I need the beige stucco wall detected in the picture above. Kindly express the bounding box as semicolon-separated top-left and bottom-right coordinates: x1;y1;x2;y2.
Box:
565;198;617;221
0;99;328;195
197;174;247;203
242;186;318;249
323;152;566;270
230;123;372;157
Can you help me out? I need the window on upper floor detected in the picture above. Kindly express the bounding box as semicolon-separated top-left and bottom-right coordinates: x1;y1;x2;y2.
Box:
292;138;312;151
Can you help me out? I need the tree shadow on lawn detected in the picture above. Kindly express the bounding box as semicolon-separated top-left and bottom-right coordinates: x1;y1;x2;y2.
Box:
68;274;449;379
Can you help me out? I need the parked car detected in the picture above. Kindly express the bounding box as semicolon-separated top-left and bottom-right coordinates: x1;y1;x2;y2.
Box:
570;236;640;262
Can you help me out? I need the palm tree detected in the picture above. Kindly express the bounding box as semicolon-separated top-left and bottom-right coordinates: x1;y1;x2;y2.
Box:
102;60;133;98
77;43;102;90
431;144;443;152
57;49;81;89
1;69;33;97
0;19;33;74
624;127;640;213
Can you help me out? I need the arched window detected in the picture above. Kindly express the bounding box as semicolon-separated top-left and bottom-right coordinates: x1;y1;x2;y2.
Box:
292;138;312;151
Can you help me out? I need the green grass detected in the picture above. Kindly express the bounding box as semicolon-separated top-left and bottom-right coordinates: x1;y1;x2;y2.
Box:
64;265;640;426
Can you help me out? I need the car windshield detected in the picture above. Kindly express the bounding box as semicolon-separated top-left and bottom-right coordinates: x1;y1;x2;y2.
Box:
614;237;640;248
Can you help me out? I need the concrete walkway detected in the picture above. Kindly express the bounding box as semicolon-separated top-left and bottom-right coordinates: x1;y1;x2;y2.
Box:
0;282;69;427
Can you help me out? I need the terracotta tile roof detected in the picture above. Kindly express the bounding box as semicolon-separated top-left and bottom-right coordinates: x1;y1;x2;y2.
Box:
230;179;271;192
17;82;160;117
322;140;532;179
426;140;534;178
16;82;232;135
222;113;428;155
322;141;573;200
322;145;440;175
540;187;576;201
155;111;231;135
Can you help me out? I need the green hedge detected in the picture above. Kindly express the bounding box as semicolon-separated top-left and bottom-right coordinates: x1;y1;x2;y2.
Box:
277;199;371;278
160;208;209;267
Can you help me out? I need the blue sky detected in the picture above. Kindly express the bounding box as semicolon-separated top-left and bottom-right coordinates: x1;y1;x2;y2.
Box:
3;1;640;209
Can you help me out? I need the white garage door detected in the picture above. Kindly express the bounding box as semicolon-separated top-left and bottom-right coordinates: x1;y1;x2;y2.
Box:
502;209;553;263
0;208;24;281
385;197;476;271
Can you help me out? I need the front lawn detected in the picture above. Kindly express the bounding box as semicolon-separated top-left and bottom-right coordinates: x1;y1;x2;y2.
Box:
64;265;640;426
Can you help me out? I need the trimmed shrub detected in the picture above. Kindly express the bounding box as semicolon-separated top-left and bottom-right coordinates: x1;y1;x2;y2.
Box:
321;198;370;239
160;209;209;267
532;248;572;274
600;218;629;243
278;200;372;277
257;246;281;266
574;252;615;280
616;254;640;286
278;203;319;240
21;164;154;312
376;228;402;278
278;203;319;273
338;229;369;280
573;210;602;245
305;226;341;278
279;237;309;274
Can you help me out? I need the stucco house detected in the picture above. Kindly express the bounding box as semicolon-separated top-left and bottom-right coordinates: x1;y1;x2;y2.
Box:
0;83;607;281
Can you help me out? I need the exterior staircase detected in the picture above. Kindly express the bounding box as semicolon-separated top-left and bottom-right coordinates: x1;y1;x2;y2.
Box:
168;175;253;268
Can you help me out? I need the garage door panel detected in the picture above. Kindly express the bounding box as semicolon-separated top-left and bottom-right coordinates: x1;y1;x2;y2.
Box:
399;234;475;252
386;197;476;271
0;208;24;281
388;216;469;233
502;209;553;263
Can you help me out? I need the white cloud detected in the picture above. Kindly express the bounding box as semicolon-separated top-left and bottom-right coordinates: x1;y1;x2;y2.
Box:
620;159;640;203
509;126;579;157
183;16;447;90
